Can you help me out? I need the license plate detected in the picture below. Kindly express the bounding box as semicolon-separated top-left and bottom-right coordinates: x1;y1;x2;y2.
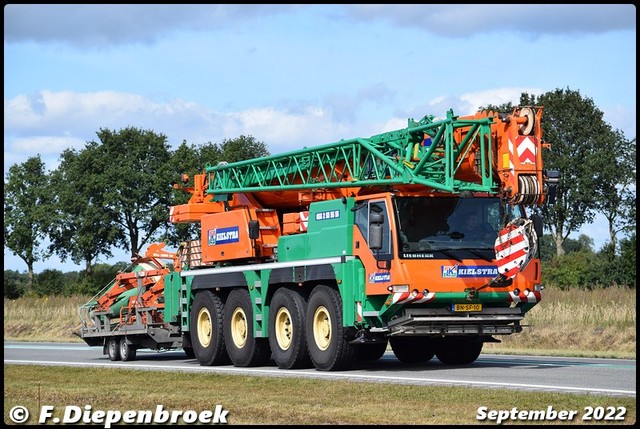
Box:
452;303;482;312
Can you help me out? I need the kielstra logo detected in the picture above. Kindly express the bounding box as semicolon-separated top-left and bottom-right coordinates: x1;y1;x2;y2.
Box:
208;226;240;246
442;265;498;278
369;272;391;283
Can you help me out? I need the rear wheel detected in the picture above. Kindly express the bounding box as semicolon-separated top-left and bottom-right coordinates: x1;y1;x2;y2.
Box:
182;332;195;358
390;337;435;363
190;291;230;366
305;285;356;371
224;289;271;367
119;338;137;361
435;337;483;365
269;288;312;369
356;340;388;362
107;337;120;361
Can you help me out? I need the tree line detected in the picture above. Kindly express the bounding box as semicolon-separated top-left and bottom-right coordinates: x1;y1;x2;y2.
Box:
4;133;269;291
4;87;636;296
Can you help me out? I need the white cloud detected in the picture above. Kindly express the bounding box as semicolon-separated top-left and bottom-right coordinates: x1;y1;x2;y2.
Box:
5;5;634;50
344;5;636;37
459;87;544;112
4;4;300;47
3;90;359;175
223;106;353;152
10;135;84;155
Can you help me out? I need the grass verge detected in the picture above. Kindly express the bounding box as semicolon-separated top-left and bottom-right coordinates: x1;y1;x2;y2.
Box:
4;365;636;425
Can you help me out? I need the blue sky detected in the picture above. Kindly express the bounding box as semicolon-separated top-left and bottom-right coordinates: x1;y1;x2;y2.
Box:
4;4;637;273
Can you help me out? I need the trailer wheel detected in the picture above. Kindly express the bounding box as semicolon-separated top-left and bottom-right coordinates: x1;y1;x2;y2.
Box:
107;338;121;361
305;285;356;371
190;291;230;366
223;289;271;367
435;337;483;365
268;288;312;369
119;338;137;362
390;336;435;363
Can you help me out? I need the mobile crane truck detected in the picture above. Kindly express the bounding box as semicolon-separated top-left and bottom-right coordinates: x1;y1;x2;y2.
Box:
77;106;558;371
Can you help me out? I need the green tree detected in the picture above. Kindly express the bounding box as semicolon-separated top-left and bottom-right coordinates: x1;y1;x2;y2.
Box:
478;102;514;114
97;127;174;257
47;144;121;277
4;156;53;290
616;234;636;287
4;270;27;299
564;234;595;253
538;234;556;262
33;269;66;296
593;134;636;254
218;135;269;163
544;250;604;290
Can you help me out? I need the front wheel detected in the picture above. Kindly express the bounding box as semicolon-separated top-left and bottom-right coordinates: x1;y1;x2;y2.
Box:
390;337;435;363
435;337;483;365
305;285;356;371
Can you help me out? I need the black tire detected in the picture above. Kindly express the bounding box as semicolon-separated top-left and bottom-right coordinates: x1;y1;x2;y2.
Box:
119;338;137;362
190;290;230;366
107;337;121;361
268;288;312;369
390;336;435;363
305;285;357;371
435;337;483;365
356;340;388;362
223;288;271;367
182;332;196;358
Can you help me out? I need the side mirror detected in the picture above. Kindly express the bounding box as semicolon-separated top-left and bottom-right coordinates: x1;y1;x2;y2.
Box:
248;220;260;240
376;259;391;270
544;169;560;205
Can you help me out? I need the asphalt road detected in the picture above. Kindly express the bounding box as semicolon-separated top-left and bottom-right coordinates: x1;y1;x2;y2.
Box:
4;341;635;398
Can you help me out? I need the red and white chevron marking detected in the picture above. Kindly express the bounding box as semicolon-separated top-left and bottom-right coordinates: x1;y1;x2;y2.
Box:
169;206;176;223
515;136;537;164
494;223;531;279
508;290;542;303
392;291;436;305
299;211;309;231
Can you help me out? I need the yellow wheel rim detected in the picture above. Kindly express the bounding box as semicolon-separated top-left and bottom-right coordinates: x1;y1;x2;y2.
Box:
274;307;293;351
197;307;212;347
231;307;248;348
312;305;331;351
